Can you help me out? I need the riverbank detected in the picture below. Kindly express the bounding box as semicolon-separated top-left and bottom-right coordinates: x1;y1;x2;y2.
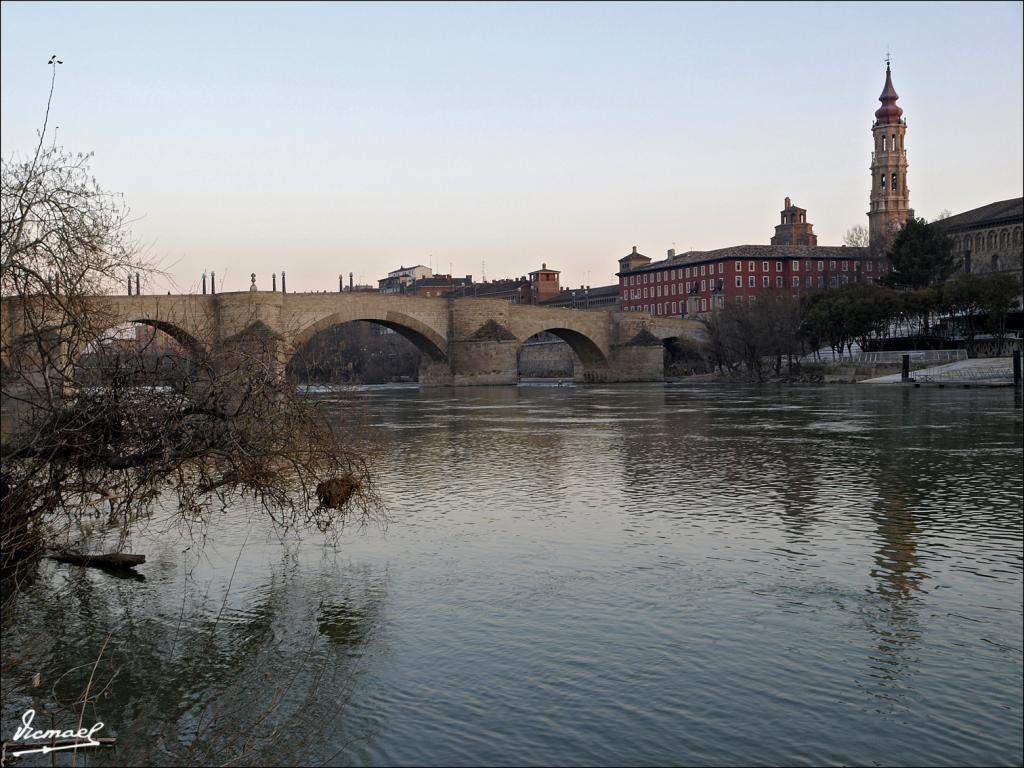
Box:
669;356;1021;385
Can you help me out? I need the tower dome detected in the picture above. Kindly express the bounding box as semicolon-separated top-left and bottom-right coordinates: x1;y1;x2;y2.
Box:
874;63;903;124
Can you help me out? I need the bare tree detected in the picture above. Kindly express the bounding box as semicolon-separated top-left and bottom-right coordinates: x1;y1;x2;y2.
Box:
843;224;870;248
1;62;379;574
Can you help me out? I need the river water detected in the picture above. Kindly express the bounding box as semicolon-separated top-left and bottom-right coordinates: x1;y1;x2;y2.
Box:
2;384;1022;766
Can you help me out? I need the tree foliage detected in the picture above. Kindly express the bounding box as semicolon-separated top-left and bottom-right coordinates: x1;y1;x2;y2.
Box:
884;217;957;289
843;224;869;248
702;296;803;380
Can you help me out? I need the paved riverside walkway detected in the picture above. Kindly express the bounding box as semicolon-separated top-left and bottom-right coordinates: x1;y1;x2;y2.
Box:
861;357;1017;385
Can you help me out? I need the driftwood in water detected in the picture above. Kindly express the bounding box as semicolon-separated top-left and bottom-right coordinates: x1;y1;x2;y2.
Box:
47;551;145;569
316;475;356;510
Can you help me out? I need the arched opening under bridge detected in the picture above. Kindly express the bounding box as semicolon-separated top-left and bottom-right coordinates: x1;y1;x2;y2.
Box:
661;335;708;377
516;327;609;383
73;320;206;388
287;317;446;385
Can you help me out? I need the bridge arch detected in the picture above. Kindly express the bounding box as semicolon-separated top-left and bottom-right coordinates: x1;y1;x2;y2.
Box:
290;309;448;364
515;326;610;379
124;319;207;358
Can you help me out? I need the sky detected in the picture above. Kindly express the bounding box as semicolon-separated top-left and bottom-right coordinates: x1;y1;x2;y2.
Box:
2;1;1022;294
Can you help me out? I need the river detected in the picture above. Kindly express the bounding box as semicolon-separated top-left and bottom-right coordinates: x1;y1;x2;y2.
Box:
2;384;1022;766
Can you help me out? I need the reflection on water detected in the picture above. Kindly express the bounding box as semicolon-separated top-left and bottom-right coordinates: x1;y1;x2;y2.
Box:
2;384;1022;766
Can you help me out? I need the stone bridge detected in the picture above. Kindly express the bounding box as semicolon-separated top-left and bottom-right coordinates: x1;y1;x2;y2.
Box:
1;291;704;386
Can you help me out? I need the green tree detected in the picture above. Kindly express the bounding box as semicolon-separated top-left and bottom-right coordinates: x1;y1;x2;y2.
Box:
884;217;957;289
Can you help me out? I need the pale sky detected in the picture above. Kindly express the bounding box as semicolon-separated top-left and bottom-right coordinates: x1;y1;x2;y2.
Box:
2;1;1022;293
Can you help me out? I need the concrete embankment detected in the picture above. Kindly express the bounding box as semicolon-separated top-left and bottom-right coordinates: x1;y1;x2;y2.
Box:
860;357;1018;386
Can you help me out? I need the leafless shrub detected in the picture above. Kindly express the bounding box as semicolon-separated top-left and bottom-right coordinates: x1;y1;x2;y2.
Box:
1;62;381;580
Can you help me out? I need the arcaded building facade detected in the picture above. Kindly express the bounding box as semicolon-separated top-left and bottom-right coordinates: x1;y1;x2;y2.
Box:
932;198;1023;281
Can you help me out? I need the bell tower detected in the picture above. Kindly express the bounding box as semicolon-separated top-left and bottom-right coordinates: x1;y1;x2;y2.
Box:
867;59;911;256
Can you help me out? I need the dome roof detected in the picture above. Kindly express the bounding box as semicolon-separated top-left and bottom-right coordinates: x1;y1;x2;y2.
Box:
874;64;903;124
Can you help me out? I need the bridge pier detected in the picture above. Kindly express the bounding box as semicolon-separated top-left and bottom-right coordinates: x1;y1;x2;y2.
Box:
448;339;518;386
418;358;454;387
608;342;666;383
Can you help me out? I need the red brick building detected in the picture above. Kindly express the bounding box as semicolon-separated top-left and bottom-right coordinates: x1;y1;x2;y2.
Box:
616;201;886;318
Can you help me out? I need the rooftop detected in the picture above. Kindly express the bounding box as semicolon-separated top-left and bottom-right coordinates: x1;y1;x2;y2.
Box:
541;284;619;303
617;244;870;274
931;198;1023;231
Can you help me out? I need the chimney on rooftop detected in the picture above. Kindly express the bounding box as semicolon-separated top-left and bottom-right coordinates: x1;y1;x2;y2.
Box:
785;196;791;208
667;248;675;258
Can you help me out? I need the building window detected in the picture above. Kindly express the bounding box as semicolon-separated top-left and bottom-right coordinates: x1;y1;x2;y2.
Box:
892;173;897;192
883;136;888;151
669;284;675;295
762;276;770;287
800;213;805;223
735;260;743;271
817;276;824;288
701;299;707;312
700;279;706;291
793;260;799;271
830;260;836;270
748;276;755;287
792;276;800;287
841;275;849;285
881;173;887;191
700;265;706;276
748;261;755;271
842;261;848;271
866;261;873;271
762;261;769;271
783;214;788;224
775;261;782;272
805;276;812;288
776;276;783;287
671;301;677;313
817;260;824;271
735;276;743;287
735;296;743;305
685;267;691;278
643;287;647;299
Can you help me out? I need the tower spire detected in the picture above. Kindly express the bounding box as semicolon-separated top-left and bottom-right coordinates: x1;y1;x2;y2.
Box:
874;58;902;124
